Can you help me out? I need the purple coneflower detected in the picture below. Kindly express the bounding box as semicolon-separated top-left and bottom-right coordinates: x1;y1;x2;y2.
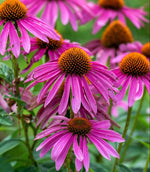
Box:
26;47;117;115
79;0;148;34
0;0;60;58
21;0;93;31
85;21;133;67
113;42;150;63
112;52;150;107
21;31;91;74
35;117;124;171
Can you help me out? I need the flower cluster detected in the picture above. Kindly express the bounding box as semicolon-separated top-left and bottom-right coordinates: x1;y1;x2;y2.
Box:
0;0;149;171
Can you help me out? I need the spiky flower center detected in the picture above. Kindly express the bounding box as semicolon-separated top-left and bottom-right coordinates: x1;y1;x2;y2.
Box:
0;0;27;21
101;21;133;48
36;31;63;50
68;117;92;136
141;42;150;58
119;52;149;76
58;48;91;75
98;0;124;10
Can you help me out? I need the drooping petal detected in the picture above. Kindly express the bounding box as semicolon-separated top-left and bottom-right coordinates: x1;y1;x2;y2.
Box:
128;76;138;107
51;133;72;160
44;74;65;107
9;22;20;57
71;75;81;114
73;135;83;161
0;22;10;55
81;75;97;114
17;21;30;53
58;75;71;114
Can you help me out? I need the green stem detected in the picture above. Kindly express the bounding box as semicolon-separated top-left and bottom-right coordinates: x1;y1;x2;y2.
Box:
143;150;150;172
12;55;37;166
12;55;20;97
66;147;72;172
21;117;37;166
45;51;50;63
108;99;113;116
112;107;132;172
119;88;146;163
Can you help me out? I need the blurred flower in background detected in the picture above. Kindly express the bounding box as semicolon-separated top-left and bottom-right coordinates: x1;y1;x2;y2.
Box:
21;0;93;31
79;0;148;34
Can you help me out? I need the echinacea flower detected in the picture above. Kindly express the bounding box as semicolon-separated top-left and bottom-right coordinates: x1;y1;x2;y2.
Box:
21;31;91;74
85;21;133;67
35;117;125;171
26;47;117;115
79;0;148;34
113;42;150;63
21;0;93;31
0;0;60;58
112;52;150;107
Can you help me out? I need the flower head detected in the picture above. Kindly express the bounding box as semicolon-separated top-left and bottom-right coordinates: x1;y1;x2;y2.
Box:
0;0;60;58
112;52;150;107
85;21;134;67
21;0;93;31
112;42;150;64
21;31;91;73
79;0;148;34
26;47;117;115
35;117;124;171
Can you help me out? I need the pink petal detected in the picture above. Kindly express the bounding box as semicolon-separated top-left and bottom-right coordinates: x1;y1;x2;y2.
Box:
44;74;65;107
0;22;10;55
73;135;83;161
9;22;20;57
17;21;30;53
71;75;81;114
58;75;71;114
128;77;138;107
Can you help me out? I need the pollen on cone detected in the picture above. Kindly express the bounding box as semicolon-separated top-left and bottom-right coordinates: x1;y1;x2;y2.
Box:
0;0;27;21
101;20;133;48
98;0;124;10
141;42;150;58
119;52;149;76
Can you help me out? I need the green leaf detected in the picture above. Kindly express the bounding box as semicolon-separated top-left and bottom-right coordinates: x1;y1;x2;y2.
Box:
90;163;108;172
0;62;14;83
89;168;94;172
0;139;20;155
0;107;12;126
117;164;133;172
0;156;14;172
3;95;26;107
15;166;40;172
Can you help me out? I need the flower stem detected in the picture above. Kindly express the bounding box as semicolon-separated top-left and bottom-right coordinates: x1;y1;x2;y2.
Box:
12;55;20;97
143;150;150;172
12;55;37;166
112;107;132;172
108;99;113;116
21;117;38;166
119;88;146;163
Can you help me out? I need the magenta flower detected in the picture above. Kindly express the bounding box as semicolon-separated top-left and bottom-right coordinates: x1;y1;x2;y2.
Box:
85;21;133;67
0;0;60;58
26;47;117;115
21;32;91;74
113;42;150;63
79;0;148;34
112;52;150;107
21;0;93;31
35;117;124;171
